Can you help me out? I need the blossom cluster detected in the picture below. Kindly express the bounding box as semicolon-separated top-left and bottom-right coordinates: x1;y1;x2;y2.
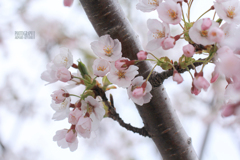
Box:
41;34;153;150
135;0;240;117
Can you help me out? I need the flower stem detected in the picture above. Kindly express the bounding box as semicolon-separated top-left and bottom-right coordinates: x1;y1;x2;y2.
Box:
186;67;194;79
148;52;159;61
146;64;158;82
197;7;213;20
69;94;81;98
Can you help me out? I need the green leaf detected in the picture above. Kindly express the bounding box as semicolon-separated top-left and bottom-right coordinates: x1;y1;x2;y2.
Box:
157;57;172;70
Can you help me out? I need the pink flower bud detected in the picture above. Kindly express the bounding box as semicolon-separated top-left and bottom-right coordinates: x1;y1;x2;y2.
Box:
63;0;74;7
65;129;77;143
191;84;201;95
208;27;224;43
115;58;128;70
193;76;210;91
51;89;66;104
173;70;183;84
183;44;195;57
137;51;148;60
56;67;71;82
201;18;212;30
161;37;175;50
68;108;83;125
132;87;145;98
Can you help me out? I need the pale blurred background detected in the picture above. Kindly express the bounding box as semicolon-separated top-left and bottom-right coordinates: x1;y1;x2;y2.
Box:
0;0;240;160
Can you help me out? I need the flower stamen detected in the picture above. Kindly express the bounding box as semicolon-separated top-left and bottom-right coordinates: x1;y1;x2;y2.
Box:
168;9;178;20
227;6;236;19
148;0;159;6
153;29;165;39
103;46;113;57
200;30;208;37
117;70;126;79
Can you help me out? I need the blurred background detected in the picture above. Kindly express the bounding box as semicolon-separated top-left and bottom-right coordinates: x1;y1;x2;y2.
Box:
0;0;240;159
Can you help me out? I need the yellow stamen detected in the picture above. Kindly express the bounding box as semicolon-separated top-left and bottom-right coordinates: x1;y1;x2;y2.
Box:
103;46;113;57
148;0;159;6
211;32;217;37
153;29;165;39
97;66;106;71
227;6;236;19
168;9;178;20
201;30;208;37
117;70;126;79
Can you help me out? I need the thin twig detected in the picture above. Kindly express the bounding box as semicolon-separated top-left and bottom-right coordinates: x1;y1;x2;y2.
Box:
92;86;150;137
148;59;206;87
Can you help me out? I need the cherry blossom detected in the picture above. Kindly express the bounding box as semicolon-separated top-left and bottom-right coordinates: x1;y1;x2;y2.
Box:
91;34;122;61
76;116;92;138
221;102;240;117
201;18;212;31
68;108;83;125
53;129;78;151
193;76;210;92
51;96;71;120
41;62;59;84
191;83;201;95
172;70;183;84
183;44;195;57
136;0;162;12
56;67;72;82
210;66;219;83
92;59;111;77
161;37;175;50
137;51;148;60
51;89;67;104
146;19;170;51
214;0;240;24
207;27;225;43
107;63;139;88
53;48;73;69
216;46;240;78
189;18;219;45
81;96;105;128
157;0;182;25
219;23;240;50
115;57;130;70
127;76;152;105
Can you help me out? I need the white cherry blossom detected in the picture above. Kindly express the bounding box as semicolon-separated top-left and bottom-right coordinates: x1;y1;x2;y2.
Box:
92;58;111;77
157;0;182;25
146;19;170;51
189;19;219;45
91;34;122;61
127;76;152;106
107;63;139;88
51;96;71;121
136;0;162;12
53;129;78;152
214;0;240;24
53;48;73;69
81;96;105;130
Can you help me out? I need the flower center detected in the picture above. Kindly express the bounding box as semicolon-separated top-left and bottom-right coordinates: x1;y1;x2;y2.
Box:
200;30;208;37
153;29;165;39
87;103;94;115
211;32;217;37
168;9;178;20
227;6;236;19
117;70;126;79
103;46;113;57
148;0;159;6
59;100;68;110
97;66;106;71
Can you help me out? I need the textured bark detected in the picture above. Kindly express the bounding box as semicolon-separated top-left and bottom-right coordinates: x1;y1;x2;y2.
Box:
79;0;199;159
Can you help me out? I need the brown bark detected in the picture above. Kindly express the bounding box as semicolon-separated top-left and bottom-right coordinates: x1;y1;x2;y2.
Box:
79;0;199;159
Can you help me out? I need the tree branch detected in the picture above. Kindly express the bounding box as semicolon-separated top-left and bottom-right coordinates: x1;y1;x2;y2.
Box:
149;60;205;87
92;85;150;137
79;0;199;159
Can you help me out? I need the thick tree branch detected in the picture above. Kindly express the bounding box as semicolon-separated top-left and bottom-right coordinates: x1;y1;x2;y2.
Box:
79;0;199;159
92;85;150;137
